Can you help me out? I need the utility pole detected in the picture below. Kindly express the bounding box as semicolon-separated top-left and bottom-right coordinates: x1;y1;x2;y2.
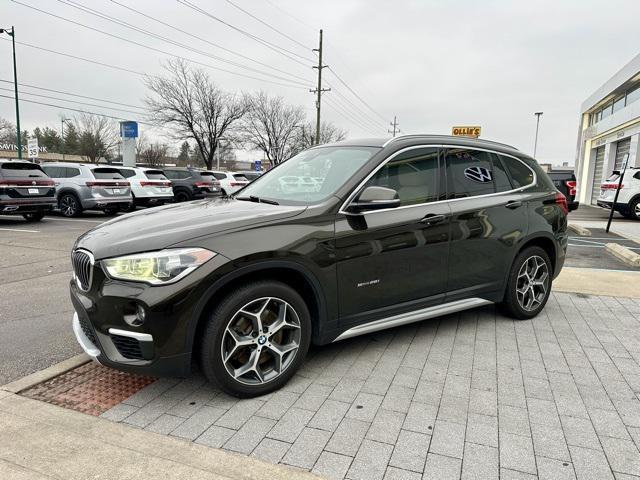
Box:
388;116;400;137
533;111;543;158
61;117;70;160
310;29;330;145
1;27;21;158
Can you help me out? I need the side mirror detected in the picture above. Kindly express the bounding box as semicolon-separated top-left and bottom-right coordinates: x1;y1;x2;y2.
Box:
347;186;400;212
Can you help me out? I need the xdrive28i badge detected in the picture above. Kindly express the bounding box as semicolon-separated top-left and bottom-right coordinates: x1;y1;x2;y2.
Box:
464;166;493;183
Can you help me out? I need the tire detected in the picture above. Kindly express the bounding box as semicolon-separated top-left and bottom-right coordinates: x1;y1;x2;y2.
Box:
221;189;228;197
22;211;46;222
124;195;137;212
629;198;640;221
500;246;552;320
174;190;192;203
103;206;119;216
200;280;311;398
58;193;82;217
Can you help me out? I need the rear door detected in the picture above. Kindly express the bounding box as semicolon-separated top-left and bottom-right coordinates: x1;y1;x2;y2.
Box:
335;147;451;323
444;148;529;300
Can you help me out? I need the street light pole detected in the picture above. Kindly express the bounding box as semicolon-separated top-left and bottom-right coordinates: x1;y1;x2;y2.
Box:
61;117;70;160
1;26;21;159
533;111;543;158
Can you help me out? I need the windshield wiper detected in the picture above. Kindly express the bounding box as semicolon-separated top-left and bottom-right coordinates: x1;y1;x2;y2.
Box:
236;195;279;205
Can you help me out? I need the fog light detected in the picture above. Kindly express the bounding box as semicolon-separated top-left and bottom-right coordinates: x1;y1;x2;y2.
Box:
136;304;146;323
124;303;146;327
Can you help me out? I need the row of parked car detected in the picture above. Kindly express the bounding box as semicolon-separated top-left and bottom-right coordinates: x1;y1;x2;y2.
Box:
0;159;260;221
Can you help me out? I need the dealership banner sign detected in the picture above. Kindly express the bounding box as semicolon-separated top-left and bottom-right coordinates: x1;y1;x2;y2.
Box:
452;126;481;138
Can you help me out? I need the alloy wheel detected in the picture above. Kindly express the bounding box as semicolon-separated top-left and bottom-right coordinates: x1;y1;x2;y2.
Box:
60;195;78;217
220;297;301;385
516;255;549;312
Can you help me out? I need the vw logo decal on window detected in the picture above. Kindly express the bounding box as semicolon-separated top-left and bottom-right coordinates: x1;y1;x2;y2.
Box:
464;166;493;183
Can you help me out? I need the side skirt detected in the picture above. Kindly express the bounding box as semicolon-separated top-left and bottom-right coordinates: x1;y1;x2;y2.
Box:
332;297;492;342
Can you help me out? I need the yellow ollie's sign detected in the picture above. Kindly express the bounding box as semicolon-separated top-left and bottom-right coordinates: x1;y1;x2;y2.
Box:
452;126;481;138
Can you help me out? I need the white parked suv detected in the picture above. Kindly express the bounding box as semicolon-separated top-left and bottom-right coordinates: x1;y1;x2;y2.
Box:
117;167;174;210
211;171;249;196
597;166;640;220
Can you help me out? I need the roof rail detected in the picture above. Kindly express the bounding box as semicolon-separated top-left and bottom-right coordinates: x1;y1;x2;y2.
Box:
383;134;518;151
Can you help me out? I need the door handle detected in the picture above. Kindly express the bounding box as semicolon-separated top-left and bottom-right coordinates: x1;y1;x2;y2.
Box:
420;214;447;225
505;200;522;209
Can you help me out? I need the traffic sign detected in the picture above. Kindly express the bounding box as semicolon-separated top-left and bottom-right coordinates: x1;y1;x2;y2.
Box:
254;160;261;172
27;138;39;158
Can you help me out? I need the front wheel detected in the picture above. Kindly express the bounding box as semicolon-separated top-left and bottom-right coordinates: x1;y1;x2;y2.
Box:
500;246;552;320
58;193;81;217
628;198;640;221
200;281;311;398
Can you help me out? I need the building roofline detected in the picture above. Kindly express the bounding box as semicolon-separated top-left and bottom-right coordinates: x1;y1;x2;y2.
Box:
581;52;640;113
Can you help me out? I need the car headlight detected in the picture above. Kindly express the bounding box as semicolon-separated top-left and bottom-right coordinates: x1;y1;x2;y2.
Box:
102;248;215;285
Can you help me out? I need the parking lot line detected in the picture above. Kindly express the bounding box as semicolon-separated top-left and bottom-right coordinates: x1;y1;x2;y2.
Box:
43;218;105;224
0;227;40;233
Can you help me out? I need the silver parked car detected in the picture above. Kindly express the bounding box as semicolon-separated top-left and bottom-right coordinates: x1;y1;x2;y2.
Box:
41;162;132;217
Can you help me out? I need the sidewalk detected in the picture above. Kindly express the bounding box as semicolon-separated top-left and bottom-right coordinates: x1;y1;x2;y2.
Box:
0;389;320;480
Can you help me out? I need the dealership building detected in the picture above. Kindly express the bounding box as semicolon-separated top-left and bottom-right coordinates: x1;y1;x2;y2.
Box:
575;53;640;206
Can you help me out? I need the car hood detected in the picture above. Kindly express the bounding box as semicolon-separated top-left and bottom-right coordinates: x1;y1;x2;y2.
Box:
75;198;306;259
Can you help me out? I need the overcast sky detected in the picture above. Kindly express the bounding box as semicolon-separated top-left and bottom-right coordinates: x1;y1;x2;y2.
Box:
2;0;640;164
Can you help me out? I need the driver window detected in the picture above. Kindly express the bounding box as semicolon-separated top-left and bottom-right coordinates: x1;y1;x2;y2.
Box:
363;147;439;206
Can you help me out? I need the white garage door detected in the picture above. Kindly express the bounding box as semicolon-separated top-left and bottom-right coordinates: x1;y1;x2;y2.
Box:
614;138;631;171
591;146;605;205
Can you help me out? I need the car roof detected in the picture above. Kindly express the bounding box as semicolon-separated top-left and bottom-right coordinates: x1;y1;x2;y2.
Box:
319;135;522;157
0;159;41;165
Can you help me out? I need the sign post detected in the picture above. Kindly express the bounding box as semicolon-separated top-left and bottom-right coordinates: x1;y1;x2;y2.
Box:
27;137;39;160
606;153;629;233
452;126;481;138
120;121;138;167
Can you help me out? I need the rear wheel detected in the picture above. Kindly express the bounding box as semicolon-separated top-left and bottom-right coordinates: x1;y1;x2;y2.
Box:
22;211;46;222
629;198;640;221
200;280;311;398
103;206;119;216
59;193;81;217
174;190;192;202
500;246;552;320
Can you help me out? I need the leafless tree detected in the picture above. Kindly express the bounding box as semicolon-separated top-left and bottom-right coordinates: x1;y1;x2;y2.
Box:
288;121;348;157
73;113;119;163
139;142;169;166
145;59;248;169
242;92;306;165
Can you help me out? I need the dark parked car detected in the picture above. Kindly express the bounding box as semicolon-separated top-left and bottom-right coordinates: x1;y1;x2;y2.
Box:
0;159;56;221
162;167;221;202
548;170;579;212
70;136;568;397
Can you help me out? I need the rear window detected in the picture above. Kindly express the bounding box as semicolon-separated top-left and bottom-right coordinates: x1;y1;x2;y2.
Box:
92;168;125;180
211;172;226;180
144;170;167;180
118;169;136;178
199;172;216;179
0;162;47;178
233;174;249;181
499;155;534;188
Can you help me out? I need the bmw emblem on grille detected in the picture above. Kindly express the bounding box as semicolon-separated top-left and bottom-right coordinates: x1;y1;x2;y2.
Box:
464;166;493;183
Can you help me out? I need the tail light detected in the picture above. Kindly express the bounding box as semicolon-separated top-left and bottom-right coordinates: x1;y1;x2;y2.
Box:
213;181;221;187
555;192;568;215
600;183;623;190
230;182;248;187
0;179;55;186
86;181;130;187
194;181;212;188
140;181;172;187
564;180;576;196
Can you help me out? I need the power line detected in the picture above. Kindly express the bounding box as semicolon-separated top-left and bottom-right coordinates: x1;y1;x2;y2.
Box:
388;116;400;137
0;94;149;123
109;0;311;85
56;0;312;87
327;66;388;124
324;96;380;136
262;0;316;30
220;0;312;51
177;0;314;67
10;0;309;89
0;79;145;110
0;87;145;116
329;86;388;132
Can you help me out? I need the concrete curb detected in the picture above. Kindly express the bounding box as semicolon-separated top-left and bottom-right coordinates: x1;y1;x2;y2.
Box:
568;224;591;236
606;243;640;267
553;266;640;298
0;353;89;394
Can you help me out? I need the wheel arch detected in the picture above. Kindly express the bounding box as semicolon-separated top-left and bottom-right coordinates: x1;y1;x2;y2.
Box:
516;234;557;275
187;260;328;363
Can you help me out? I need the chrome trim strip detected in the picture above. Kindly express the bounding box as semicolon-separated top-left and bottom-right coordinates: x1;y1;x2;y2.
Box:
338;144;537;216
333;298;492;342
108;328;153;342
72;312;101;359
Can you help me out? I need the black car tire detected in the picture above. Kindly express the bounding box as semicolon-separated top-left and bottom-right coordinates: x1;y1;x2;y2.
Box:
221;189;228;197
103;206;119;216
500;246;552;320
174;190;192;202
628;198;640;221
58;193;82;217
22;211;46;222
200;280;311;398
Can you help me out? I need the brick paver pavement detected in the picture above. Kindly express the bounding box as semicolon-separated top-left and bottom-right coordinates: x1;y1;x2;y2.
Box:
100;292;640;479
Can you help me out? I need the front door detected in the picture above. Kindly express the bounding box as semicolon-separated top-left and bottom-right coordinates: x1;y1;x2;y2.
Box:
334;147;451;326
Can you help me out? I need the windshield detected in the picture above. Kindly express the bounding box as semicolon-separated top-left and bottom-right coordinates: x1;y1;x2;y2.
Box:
238;146;379;204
